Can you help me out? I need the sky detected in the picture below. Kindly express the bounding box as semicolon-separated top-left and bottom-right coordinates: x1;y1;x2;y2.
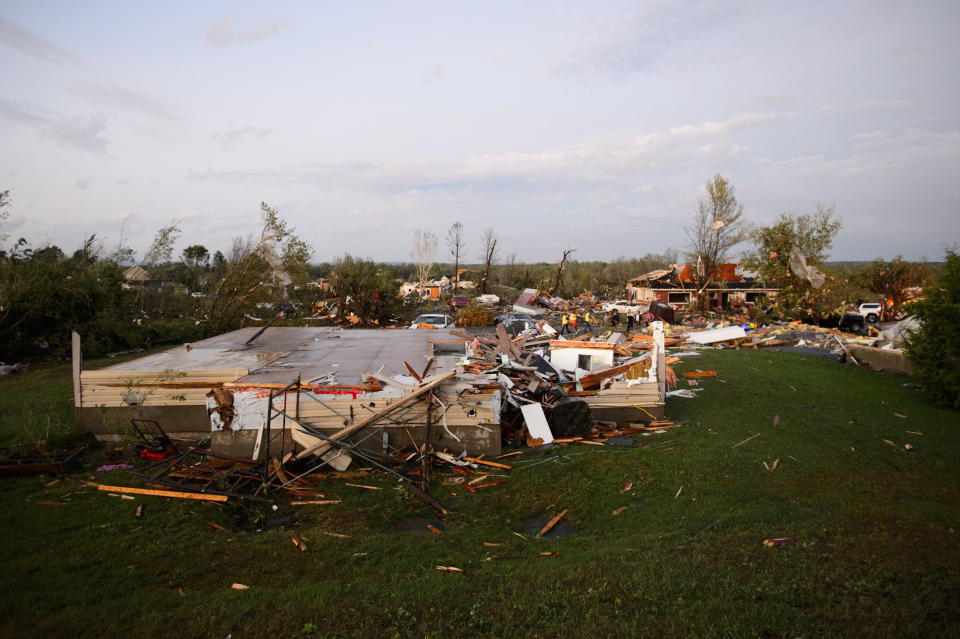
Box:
0;0;958;264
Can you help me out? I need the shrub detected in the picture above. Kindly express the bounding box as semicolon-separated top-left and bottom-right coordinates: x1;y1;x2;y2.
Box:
905;250;960;409
456;304;493;327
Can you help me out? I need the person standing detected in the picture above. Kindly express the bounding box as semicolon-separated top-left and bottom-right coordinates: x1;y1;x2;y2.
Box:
626;312;634;333
611;310;620;329
583;310;592;333
560;313;569;335
570;312;578;334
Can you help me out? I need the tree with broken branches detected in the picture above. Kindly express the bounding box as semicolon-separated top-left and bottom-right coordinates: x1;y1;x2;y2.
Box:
410;230;437;286
477;228;499;295
142;222;181;266
548;248;576;296
206;203;312;328
685;174;747;309
742;206;845;321
447;221;465;294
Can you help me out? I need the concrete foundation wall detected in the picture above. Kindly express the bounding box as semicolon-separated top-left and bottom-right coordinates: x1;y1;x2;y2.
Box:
76;405;209;436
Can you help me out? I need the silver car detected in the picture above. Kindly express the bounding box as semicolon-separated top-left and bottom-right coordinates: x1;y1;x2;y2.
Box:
410;314;455;329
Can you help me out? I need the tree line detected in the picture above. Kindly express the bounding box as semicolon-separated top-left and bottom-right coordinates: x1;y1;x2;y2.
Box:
0;185;945;361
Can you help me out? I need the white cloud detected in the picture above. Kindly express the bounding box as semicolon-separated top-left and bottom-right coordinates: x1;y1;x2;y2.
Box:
189;110;789;190
0;18;71;63
214;125;273;147
0;99;109;154
69;81;177;121
818;98;915;116
49;114;109;154
203;17;287;46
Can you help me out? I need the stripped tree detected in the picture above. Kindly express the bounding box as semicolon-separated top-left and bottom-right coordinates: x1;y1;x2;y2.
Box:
447;221;465;294
685;174;747;309
477;228;499;295
411;230;437;286
548;248;576;296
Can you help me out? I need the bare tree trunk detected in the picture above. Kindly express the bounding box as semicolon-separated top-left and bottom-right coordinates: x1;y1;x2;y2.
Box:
411;230;438;286
548;248;576;296
447;222;465;295
478;228;498;295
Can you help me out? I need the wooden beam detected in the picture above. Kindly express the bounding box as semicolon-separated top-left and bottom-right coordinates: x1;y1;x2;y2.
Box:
548;340;616;350
403;361;423;382
71;331;82;408
95;484;228;502
295;371;457;460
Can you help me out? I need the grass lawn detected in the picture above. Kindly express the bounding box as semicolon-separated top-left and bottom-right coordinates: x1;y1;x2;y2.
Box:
1;348;958;638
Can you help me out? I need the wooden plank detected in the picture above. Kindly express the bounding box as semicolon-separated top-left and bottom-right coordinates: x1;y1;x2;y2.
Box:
295;371;457;460
462;457;512;470
653;321;665;402
72;331;82;408
403;361;423;382
537;508;568;536
548;340;615;350
81;369;247;380
95;484;228;502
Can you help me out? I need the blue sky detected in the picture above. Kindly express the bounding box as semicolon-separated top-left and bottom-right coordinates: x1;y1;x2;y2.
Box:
1;0;957;264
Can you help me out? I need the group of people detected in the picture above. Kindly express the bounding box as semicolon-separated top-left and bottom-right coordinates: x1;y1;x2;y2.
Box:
609;308;650;332
558;308;653;335
558;310;594;335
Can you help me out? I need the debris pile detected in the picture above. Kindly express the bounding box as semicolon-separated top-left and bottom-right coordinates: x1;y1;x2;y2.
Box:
66;318;673;517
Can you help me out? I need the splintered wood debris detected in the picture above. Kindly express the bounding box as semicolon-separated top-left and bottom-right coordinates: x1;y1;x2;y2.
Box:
537;509;569;537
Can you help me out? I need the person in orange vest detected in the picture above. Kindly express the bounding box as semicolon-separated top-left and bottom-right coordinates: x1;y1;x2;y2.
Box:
560;313;569;335
569;312;578;334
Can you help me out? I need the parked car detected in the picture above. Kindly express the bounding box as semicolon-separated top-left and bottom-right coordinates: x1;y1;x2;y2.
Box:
601;300;642;314
450;295;470;309
410;314;455;329
503;317;538;336
838;312;866;334
494;312;536;325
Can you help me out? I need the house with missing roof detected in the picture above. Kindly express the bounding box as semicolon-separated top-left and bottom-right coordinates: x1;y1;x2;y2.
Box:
626;263;778;312
70;322;668;462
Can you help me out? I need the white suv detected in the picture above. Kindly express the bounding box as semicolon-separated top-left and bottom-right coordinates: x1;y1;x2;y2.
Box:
858;303;883;322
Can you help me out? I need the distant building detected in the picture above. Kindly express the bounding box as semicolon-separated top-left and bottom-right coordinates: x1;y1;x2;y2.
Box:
626;263;777;311
122;265;150;287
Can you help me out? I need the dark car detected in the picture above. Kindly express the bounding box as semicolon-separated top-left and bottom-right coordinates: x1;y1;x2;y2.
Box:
450;295;470;309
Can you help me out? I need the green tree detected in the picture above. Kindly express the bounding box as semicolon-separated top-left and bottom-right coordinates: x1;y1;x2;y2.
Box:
142;222;181;266
0;235;132;358
206;204;312;328
0;190;9;246
181;245;210;268
742;205;842;321
859;256;934;312
330;254;399;326
905;250;960;409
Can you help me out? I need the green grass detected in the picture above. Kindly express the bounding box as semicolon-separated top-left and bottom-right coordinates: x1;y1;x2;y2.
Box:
1;349;958;638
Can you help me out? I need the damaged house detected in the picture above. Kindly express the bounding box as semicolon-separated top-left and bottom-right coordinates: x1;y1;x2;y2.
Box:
626;263;778;311
71;321;668;465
